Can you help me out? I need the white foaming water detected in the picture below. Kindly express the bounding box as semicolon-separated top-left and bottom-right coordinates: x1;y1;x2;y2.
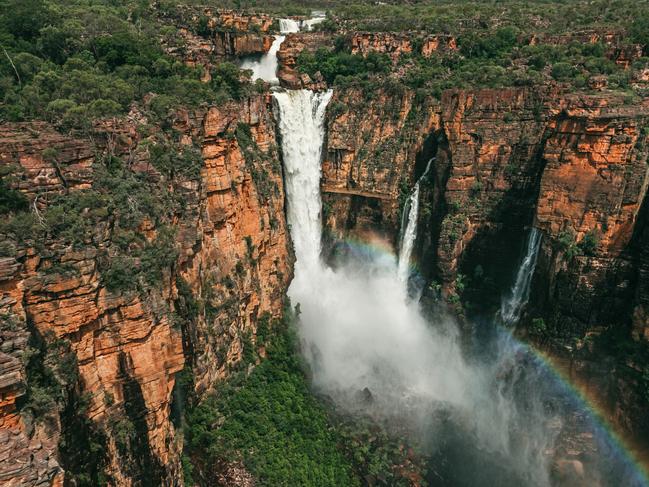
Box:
302;12;326;31
274;89;557;486
240;14;327;83
501;227;542;325
240;35;285;84
279;18;300;33
397;158;433;283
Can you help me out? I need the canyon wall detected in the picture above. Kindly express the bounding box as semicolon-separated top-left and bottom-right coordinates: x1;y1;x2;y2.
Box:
320;82;649;444
0;94;291;485
162;10;275;80
322;86;439;244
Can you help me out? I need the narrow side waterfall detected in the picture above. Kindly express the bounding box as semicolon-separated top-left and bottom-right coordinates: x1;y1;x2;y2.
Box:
501;227;542;325
397;158;433;283
274;90;560;486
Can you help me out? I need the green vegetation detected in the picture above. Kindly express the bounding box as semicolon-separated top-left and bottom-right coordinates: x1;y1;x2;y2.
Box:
578;230;600;256
297;46;391;85
183;312;425;486
557;229;579;260
184;313;359;486
0;0;250;126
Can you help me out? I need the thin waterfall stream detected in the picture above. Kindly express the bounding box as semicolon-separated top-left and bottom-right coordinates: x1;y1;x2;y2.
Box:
398;158;434;283
501;227;542;325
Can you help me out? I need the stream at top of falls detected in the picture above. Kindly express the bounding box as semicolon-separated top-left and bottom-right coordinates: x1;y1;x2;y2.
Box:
240;14;326;85
272;89;647;487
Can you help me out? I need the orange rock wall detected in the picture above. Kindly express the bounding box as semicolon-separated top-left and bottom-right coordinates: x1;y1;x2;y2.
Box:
0;94;291;485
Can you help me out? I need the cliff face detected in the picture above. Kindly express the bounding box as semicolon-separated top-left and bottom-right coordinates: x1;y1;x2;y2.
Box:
0;95;291;485
321;86;439;246
277;33;331;89
532;96;649;336
321;83;649;443
162;10;275;80
350;32;457;61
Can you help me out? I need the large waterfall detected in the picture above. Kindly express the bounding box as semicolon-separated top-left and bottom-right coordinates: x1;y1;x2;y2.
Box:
273;89;565;486
274;89;332;267
273;88;646;487
397;158;433;283
501;227;542;325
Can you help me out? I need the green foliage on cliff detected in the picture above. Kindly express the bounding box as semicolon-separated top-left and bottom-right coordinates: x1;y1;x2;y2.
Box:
184;313;360;486
297;46;391;85
0;0;250;126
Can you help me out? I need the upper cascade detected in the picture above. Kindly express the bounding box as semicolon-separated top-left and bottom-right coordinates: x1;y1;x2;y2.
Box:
280;12;326;34
240;35;285;84
241;13;327;84
279;18;300;33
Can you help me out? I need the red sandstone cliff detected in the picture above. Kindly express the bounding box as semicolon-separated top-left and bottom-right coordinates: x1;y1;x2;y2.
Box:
0;94;291;485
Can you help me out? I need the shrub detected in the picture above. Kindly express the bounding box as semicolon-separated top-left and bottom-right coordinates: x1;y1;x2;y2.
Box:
0;177;29;214
578;230;599;256
102;255;138;293
530;318;547;335
184;315;359;486
551;62;577;80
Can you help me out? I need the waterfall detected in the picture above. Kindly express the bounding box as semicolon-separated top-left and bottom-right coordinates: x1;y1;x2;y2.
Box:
273;90;587;487
273;89;332;268
240;35;285;84
279;18;300;33
302;11;326;31
501;227;542;325
397;158;433;283
241;13;327;83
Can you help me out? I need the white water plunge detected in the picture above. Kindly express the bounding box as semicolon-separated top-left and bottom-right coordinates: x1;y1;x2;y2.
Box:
274;89;556;486
240;35;285;84
397;158;433;283
501;227;542;325
279;18;300;34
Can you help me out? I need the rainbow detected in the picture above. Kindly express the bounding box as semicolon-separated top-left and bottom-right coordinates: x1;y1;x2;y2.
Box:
495;328;649;486
331;235;649;486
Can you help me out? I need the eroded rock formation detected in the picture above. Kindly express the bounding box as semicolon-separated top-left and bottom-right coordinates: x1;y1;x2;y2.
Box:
0;94;291;485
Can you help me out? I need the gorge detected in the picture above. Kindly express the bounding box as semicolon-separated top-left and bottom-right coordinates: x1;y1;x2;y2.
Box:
1;1;649;486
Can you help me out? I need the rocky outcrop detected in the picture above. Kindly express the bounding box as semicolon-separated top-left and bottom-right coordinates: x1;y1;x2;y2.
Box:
430;88;552;301
0;124;93;198
174;96;292;394
421;35;458;57
530;95;649;341
162;9;274;80
0;309;64;487
350;33;414;61
321;86;439;244
0;94;291;485
277;33;331;89
350;33;457;61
